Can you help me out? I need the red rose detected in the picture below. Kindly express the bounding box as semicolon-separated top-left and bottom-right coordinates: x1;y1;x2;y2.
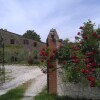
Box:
41;59;44;62
80;26;83;29
43;56;47;60
50;54;54;60
83;36;88;40
77;32;80;35
88;58;94;62
39;53;42;56
52;49;56;54
96;35;100;39
83;59;89;63
85;69;89;74
90;77;95;82
86;64;92;68
48;64;53;68
62;61;66;65
87;76;95;82
81;69;86;73
45;53;48;57
90;82;95;87
90;68;95;72
87;76;91;81
71;54;77;59
92;32;97;37
73;59;79;63
91;62;97;66
79;41;83;44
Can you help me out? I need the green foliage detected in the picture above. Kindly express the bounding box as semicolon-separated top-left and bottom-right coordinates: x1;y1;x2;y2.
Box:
35;88;56;100
23;30;41;42
57;96;92;100
63;67;81;83
35;88;92;100
4;45;28;64
0;80;33;100
95;80;100;87
39;20;100;87
27;50;40;65
57;46;71;63
0;85;25;100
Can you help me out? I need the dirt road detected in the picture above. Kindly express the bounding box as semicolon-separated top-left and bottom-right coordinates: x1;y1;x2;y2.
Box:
0;65;46;98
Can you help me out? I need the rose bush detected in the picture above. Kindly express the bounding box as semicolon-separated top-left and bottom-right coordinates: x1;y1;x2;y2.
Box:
39;20;100;87
76;20;100;87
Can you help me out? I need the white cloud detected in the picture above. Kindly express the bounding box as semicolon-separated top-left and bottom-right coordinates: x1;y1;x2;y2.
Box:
0;0;100;42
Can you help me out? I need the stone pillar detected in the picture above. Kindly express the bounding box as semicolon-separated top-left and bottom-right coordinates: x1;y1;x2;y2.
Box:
46;29;59;94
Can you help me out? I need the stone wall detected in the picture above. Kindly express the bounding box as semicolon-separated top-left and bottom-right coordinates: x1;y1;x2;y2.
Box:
57;65;100;100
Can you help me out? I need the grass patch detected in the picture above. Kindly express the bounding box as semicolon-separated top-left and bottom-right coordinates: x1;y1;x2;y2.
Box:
35;88;56;100
0;86;25;100
57;96;92;100
35;88;92;100
0;79;33;100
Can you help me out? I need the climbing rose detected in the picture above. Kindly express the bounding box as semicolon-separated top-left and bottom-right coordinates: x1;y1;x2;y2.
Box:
90;81;95;87
96;35;100;39
62;61;66;65
73;59;79;63
87;76;95;82
92;32;97;37
90;68;95;72
41;59;44;62
86;64;92;68
80;26;83;29
77;32;80;35
83;36;88;40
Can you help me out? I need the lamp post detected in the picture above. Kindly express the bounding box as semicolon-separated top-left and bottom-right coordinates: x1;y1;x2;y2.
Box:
0;33;5;84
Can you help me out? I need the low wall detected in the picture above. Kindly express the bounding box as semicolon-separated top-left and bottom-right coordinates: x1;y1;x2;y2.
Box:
57;66;100;100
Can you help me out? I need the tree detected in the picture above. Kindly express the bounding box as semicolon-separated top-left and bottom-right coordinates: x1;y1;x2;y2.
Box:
23;30;41;42
63;38;70;46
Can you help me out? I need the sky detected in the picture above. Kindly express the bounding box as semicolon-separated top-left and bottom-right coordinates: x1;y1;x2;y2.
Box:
0;0;100;42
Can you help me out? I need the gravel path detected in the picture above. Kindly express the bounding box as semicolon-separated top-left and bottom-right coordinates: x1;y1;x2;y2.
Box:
22;74;46;100
0;65;47;98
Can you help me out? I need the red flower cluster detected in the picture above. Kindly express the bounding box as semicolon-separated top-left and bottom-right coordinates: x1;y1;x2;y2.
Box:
39;48;48;59
92;32;97;37
83;35;88;40
86;76;95;87
91;32;100;39
70;53;79;63
97;35;100;39
39;21;99;87
71;45;80;51
47;61;54;68
77;32;80;35
40;48;57;69
86;52;95;56
77;21;99;87
62;61;66;65
80;26;84;29
82;53;96;87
